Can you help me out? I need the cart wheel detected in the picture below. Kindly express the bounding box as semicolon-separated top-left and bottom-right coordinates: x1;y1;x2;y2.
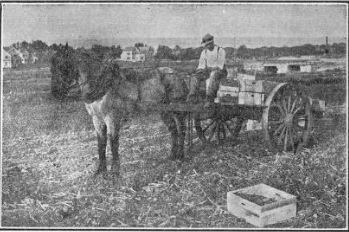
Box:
194;116;244;145
262;84;313;152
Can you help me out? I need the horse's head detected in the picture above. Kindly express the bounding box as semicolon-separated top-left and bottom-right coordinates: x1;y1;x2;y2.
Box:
158;67;188;103
78;52;122;103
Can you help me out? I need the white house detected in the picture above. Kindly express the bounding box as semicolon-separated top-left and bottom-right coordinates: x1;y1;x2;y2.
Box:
7;46;25;64
263;63;312;74
2;49;12;68
120;47;146;62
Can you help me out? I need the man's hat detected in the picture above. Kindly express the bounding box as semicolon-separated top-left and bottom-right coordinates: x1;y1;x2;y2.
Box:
201;33;214;46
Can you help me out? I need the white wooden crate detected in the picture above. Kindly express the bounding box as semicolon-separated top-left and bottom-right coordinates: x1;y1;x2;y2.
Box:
239;80;264;92
227;183;297;227
238;92;265;105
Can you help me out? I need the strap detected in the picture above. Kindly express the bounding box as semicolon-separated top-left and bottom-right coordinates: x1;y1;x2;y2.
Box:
205;49;207;68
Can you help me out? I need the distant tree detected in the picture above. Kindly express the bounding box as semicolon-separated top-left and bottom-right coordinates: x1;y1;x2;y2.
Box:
224;47;235;59
31;40;49;51
21;41;29;50
91;44;110;60
236;45;249;58
11;54;23;68
109;45;123;59
135;42;145;48
155;45;176;60
148;46;155;57
331;42;346;54
50;43;60;51
50;43;79;99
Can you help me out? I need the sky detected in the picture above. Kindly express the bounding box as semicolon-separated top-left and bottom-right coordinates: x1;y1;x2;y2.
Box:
2;3;347;46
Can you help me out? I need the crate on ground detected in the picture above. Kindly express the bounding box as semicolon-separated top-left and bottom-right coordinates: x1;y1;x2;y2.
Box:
227;183;297;227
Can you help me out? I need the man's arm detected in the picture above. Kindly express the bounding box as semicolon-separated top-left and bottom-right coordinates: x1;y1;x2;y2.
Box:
215;47;226;70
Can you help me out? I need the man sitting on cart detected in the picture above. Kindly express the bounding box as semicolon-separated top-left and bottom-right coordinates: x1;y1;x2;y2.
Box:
187;33;227;108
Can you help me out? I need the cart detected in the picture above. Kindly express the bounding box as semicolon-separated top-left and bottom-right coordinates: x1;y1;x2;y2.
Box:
161;74;315;153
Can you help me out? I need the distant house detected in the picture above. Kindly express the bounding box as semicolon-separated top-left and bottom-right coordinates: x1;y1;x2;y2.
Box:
138;46;154;60
21;49;30;63
120;46;153;62
2;49;12;68
7;46;25;64
263;62;312;74
30;52;39;63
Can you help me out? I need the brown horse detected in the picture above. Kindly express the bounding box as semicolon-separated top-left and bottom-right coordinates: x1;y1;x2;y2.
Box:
78;53;188;176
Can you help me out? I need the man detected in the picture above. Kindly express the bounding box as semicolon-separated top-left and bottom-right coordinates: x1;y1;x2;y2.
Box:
187;33;227;107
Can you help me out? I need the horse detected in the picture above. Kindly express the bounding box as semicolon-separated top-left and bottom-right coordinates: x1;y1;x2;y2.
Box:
77;53;188;176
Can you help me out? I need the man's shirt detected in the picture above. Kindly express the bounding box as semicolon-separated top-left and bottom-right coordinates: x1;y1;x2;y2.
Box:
197;45;226;70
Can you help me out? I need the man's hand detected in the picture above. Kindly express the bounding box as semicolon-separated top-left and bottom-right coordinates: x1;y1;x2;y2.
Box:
195;68;206;74
209;67;221;72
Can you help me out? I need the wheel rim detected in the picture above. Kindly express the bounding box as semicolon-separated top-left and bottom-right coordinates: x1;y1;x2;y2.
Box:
265;85;312;151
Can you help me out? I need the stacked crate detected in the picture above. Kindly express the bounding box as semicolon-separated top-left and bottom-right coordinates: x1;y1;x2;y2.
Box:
216;73;266;106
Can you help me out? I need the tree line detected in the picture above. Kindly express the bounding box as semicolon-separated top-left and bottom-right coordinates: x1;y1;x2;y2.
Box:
8;40;346;67
155;42;346;60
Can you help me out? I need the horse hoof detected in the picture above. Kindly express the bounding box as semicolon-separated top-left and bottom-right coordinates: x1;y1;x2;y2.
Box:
111;163;120;176
94;164;107;176
169;152;185;161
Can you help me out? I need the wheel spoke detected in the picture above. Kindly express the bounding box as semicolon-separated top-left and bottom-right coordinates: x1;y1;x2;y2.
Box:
284;127;288;151
208;122;218;142
222;121;231;136
282;98;288;113
289;128;295;151
225;119;239;137
220;122;226;140
277;126;286;145
290;97;299;112
203;120;215;133
287;95;291;111
273;123;285;136
271;102;286;117
292;98;305;114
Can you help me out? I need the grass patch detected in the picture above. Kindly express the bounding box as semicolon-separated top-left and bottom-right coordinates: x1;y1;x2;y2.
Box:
1;67;347;228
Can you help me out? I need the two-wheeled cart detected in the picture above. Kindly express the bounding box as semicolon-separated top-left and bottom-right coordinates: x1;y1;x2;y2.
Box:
162;77;314;153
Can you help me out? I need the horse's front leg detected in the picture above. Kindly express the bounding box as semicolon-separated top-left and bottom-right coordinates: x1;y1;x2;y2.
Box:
161;112;179;160
93;116;107;174
106;115;121;176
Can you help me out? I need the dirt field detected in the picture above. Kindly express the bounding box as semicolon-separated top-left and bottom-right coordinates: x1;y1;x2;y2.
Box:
1;67;347;228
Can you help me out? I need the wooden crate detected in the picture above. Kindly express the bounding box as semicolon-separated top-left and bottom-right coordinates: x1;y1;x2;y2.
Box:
240;80;264;92
238;92;265;105
227;183;297;227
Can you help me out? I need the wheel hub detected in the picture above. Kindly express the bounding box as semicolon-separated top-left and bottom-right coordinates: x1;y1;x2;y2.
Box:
284;113;294;127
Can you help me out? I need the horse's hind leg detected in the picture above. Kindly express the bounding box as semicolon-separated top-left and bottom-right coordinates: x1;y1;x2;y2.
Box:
170;113;186;160
169;128;179;160
93;116;107;174
162;113;179;160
